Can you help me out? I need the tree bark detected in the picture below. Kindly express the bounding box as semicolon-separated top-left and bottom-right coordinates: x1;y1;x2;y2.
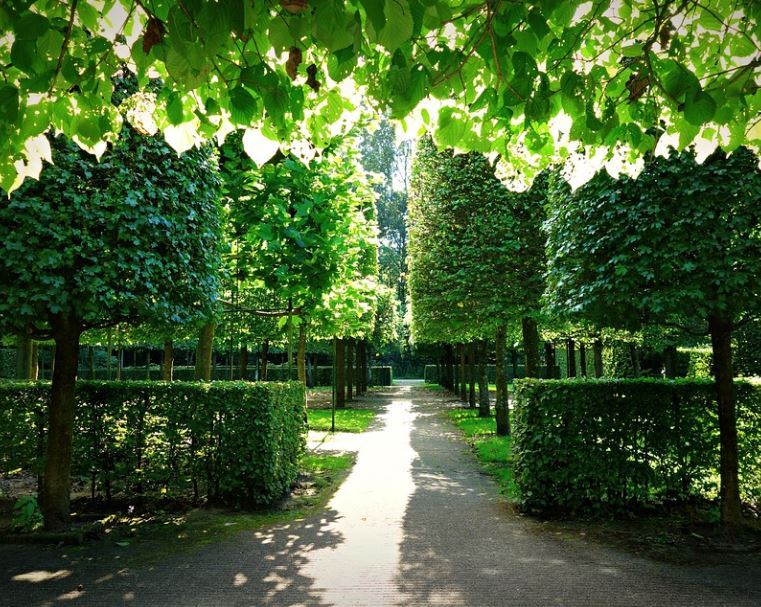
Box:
162;340;174;381
708;314;743;527
495;326;510;436
240;344;249;380
468;342;476;409
544;341;556;379
259;339;269;381
15;335;35;379
478;339;490;418
579;343;587;377
41;315;82;530
194;323;216;381
298;325;307;384
521;317;541;378
629;343;641;377
459;343;467;401
336;338;346;408
567;339;577;378
346;337;354;402
664;344;678;379
593;340;604;378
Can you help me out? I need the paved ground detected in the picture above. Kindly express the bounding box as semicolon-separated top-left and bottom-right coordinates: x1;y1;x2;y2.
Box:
2;384;760;606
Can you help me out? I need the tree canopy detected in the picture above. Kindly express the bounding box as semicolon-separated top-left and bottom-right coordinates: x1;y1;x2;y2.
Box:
3;1;761;190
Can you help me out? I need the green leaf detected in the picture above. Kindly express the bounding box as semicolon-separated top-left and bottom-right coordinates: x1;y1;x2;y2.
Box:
527;10;550;39
683;91;716;126
360;0;385;32
621;42;642;57
166;92;184;125
377;0;413;54
15;11;49;39
436;107;467;148
229;86;258;124
11;39;41;74
0;85;20;123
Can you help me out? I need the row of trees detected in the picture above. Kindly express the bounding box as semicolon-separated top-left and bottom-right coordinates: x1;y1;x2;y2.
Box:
0;76;383;530
408;138;761;527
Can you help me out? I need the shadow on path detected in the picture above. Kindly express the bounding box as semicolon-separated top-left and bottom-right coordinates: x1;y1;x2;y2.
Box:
395;388;761;607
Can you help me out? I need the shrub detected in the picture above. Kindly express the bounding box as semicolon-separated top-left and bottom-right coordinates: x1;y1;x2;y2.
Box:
370;366;393;386
0;380;306;505
424;364;558;383
512;378;761;515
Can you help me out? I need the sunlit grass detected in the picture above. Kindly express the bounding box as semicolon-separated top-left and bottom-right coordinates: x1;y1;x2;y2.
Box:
307;408;376;433
447;408;519;501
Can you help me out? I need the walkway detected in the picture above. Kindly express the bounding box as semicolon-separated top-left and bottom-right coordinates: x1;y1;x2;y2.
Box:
2;384;760;606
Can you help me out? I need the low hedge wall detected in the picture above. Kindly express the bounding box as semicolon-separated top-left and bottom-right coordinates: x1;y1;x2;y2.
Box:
80;365;394;386
512;379;761;515
0;380;306;505
424;364;559;384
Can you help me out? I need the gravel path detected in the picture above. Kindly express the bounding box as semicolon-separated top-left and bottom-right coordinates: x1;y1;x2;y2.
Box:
2;384;759;606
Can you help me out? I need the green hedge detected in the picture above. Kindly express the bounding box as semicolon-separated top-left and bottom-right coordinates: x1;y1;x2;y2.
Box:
0;380;306;505
424;364;559;384
77;364;392;386
512;379;761;515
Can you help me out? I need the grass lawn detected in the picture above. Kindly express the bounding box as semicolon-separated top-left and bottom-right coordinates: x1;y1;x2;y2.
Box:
447;408;519;501
79;452;354;565
308;408;376;433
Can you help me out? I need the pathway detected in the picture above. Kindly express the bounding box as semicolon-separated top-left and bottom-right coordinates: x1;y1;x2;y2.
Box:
2;384;760;606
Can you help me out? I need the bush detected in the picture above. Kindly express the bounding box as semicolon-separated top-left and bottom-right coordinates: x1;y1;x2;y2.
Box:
0;380;306;505
679;347;712;378
370;366;393;386
512;378;761;515
424;364;558;384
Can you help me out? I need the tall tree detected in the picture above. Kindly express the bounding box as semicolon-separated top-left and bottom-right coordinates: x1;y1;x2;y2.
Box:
0;120;222;528
545;147;761;526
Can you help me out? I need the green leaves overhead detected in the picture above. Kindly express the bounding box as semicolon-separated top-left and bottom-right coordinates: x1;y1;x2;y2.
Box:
3;1;761;187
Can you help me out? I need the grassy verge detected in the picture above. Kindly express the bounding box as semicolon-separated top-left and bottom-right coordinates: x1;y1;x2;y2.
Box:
307;408;376;433
447;408;519;501
78;452;354;565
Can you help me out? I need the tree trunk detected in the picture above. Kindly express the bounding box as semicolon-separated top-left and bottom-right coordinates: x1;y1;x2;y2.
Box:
162;340;174;381
346;337;354;402
336;338;346;408
359;341;367;394
240;344;249;380
521;317;540;378
629;343;641;377
495;326;510;436
478;339;490;418
567;339;577;378
544;341;556;379
593;340;604;378
194;323;216;381
259;339;269;381
468;342;476;409
459;344;467;401
15;335;35;379
708;314;743;527
664;344;678;379
145;347;151;379
41;315;82;530
298;325;307;384
116;346;122;380
579;343;587;377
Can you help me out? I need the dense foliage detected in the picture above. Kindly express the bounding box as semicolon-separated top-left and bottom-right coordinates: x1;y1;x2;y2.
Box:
3;1;761;189
0;380;306;505
512;379;761;515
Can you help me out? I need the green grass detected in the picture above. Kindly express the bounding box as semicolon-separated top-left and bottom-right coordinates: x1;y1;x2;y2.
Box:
91;452;354;565
307;408;376;433
447;408;519;501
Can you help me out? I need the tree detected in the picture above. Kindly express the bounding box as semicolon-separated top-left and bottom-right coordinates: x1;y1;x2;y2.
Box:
0;124;222;529
545;146;761;526
3;2;761;190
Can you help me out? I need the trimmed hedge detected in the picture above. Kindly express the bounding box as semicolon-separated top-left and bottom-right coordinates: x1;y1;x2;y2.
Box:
0;380;306;505
424;364;559;384
74;364;393;386
512;379;761;514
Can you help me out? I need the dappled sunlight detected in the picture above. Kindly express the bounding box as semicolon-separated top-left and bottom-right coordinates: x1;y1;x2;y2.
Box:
11;570;71;583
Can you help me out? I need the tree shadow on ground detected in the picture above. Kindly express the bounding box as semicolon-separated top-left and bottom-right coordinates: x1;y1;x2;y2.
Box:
0;508;344;607
395;391;761;607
